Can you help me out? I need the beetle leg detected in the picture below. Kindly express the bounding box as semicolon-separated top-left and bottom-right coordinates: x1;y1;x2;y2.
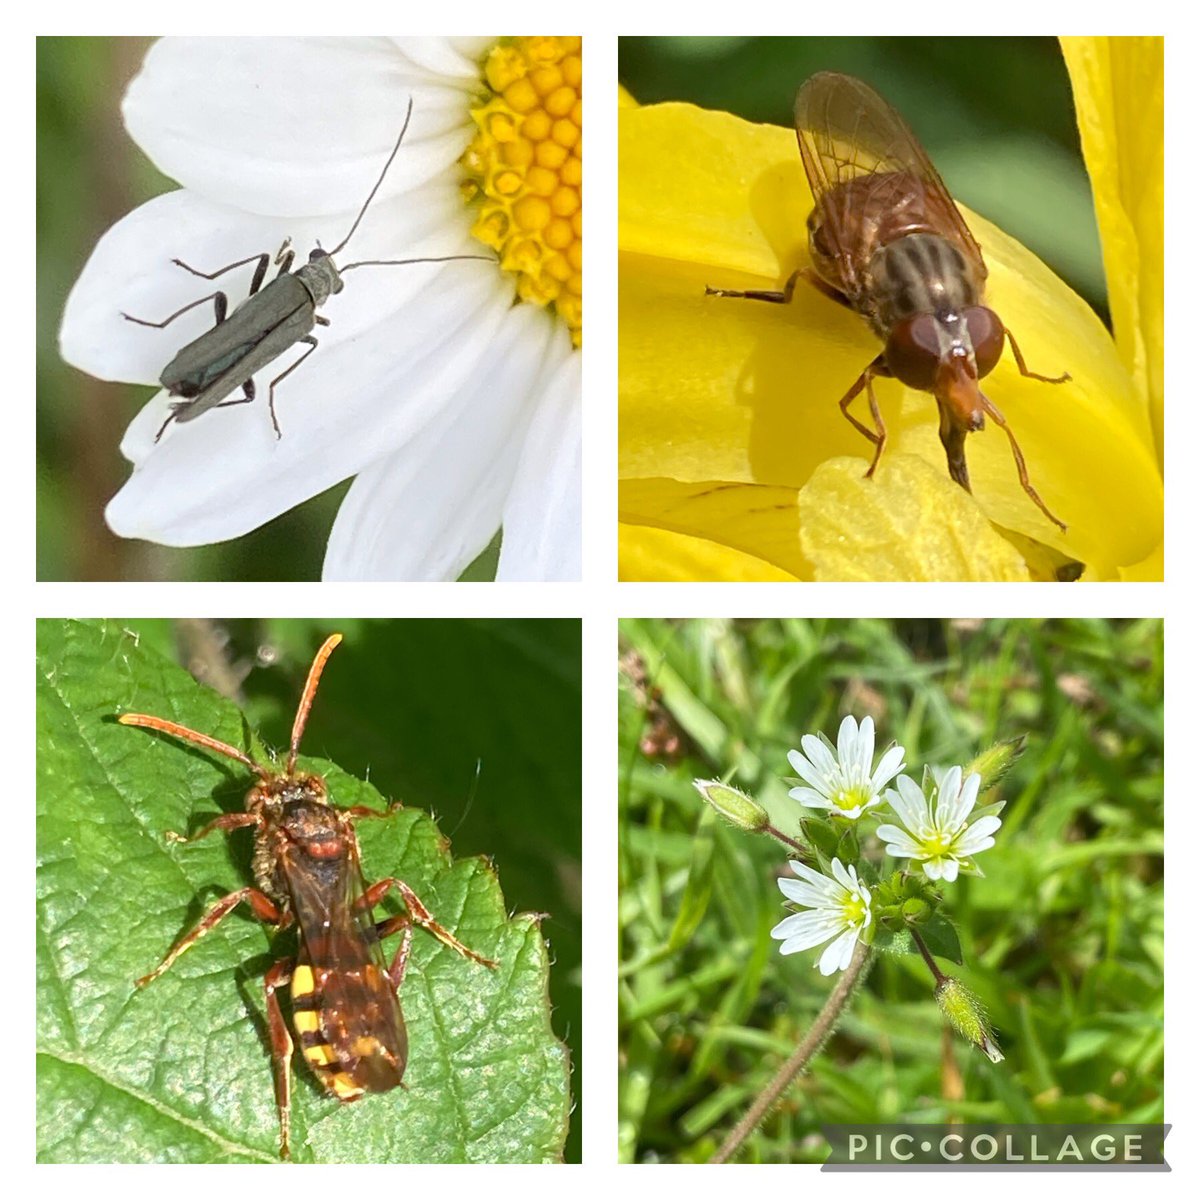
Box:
123;289;229;330
838;356;888;476
978;394;1068;532
263;957;296;1160
358;877;498;968
135;886;285;988
266;337;319;438
1004;327;1071;384
704;268;802;304
315;315;331;326
172;249;274;293
273;238;295;278
212;379;256;412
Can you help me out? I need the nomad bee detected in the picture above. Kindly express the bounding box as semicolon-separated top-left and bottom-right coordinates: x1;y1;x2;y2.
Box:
120;633;497;1158
707;71;1070;530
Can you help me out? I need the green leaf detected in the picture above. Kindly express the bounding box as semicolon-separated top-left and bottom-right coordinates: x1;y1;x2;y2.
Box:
37;619;569;1163
920;915;964;966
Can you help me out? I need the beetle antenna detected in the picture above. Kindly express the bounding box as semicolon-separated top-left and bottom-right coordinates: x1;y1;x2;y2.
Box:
287;633;343;775
341;253;496;273
329;96;415;258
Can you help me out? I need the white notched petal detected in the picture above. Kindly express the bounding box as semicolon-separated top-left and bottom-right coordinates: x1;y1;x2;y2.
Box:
496;338;581;581
772;911;845;952
107;260;511;546
829;857;854;893
321;302;556;581
123;37;475;217
934;765;965;827
788;786;832;810
837;715;864;772
886;775;931;834
818;929;859;976
798;734;838;780
871;744;907;792
778;872;838;909
874;825;922;857
941;771;982;830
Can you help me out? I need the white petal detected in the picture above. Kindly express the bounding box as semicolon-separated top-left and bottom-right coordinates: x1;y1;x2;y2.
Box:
106;259;511;546
788;787;832;810
955;827;998;856
875;825;922;857
836;715;862;771
390;37;491;83
799;734;838;780
772;910;844;950
940;858;961;882
828;857;854;892
778;875;838;909
496;339;581;580
124;38;474;217
934;765;965;828
886;775;931;835
817;928;859;975
322;302;557;580
870;744;907;792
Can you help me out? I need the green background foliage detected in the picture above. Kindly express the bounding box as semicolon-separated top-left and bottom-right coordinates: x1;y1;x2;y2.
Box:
37;618;579;1162
618;618;1163;1163
618;36;1107;322
36;37;501;581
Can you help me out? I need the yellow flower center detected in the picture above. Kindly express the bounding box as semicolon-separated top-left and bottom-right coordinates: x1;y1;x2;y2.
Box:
832;784;871;813
461;37;582;348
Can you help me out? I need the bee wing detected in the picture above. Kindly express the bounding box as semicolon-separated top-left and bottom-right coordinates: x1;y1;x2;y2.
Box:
794;72;985;278
285;843;406;1092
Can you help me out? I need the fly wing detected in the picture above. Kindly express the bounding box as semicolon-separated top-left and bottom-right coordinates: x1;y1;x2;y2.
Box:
284;841;407;1093
795;72;985;298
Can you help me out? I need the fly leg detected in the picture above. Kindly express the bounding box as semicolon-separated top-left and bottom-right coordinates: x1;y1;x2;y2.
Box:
979;394;1068;532
265;333;321;438
838;356;888;477
704;268;802;304
263;957;296;1160
135;886;285;988
1005;328;1071;384
124;249;275;328
357;878;498;968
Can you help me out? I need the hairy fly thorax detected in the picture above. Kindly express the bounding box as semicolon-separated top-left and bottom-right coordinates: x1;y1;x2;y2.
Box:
865;232;982;335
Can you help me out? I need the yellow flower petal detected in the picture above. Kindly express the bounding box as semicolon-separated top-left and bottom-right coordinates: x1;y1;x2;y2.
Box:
619;100;1163;580
619;523;797;582
620;477;808;578
1061;36;1163;464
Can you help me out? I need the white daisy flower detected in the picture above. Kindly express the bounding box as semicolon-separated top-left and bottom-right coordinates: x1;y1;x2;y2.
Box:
59;36;581;581
787;715;905;820
877;767;1002;882
770;857;873;975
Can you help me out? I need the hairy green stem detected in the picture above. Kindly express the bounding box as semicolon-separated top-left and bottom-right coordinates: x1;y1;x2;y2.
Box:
764;823;809;858
710;940;873;1163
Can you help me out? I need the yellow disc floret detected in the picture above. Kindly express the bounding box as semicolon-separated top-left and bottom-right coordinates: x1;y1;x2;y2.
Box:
462;37;582;347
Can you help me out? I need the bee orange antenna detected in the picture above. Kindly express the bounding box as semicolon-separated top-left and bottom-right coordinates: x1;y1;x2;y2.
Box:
288;633;343;775
117;713;267;777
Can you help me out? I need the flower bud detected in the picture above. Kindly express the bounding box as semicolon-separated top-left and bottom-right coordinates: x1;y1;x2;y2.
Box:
693;779;768;833
935;977;1004;1063
965;736;1026;793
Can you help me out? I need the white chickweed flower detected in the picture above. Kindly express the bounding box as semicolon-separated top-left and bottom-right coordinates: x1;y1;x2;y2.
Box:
770;857;873;976
60;36;581;581
877;766;1002;882
787;715;905;820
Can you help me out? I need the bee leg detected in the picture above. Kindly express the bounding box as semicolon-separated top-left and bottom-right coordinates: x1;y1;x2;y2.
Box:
1004;327;1071;385
374;915;415;989
978;395;1068;532
838;357;888;476
266;336;319;439
135;886;284;988
163;809;261;845
359;878;498;969
704;268;802;304
263;957;296;1160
